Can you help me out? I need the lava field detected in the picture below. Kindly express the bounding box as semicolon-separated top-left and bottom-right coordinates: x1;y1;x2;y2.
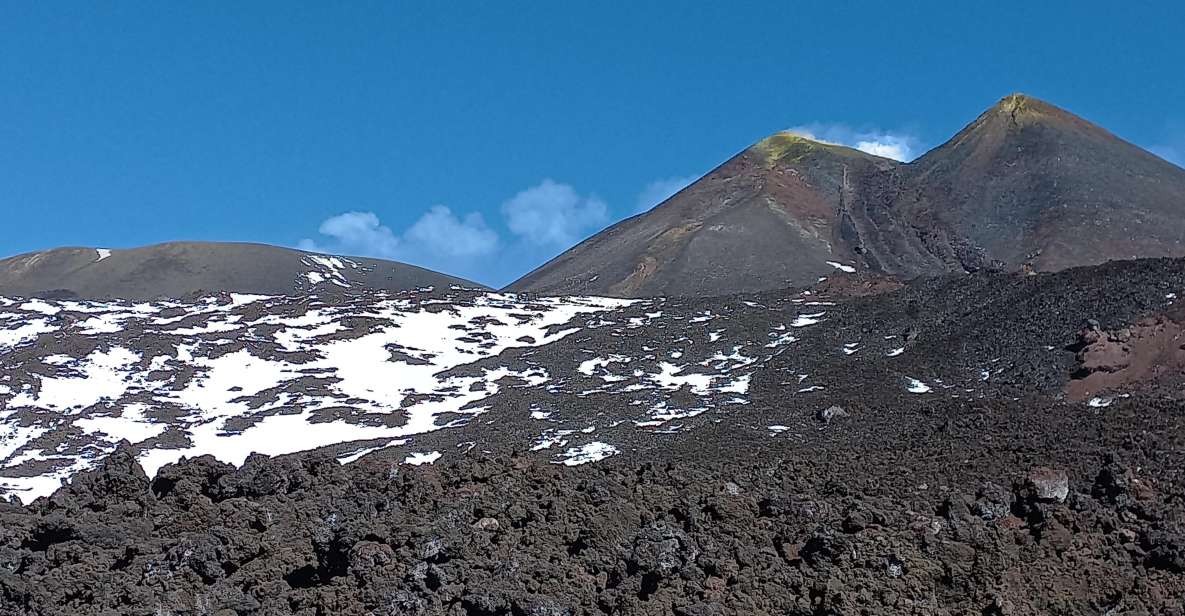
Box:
2;259;1184;614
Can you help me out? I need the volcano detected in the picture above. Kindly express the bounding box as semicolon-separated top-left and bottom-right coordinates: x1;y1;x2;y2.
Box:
4;95;1185;616
509;95;1185;297
0;241;483;300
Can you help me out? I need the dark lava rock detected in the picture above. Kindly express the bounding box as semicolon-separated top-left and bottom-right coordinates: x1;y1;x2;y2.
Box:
0;444;1183;615
972;482;1012;522
1024;467;1070;503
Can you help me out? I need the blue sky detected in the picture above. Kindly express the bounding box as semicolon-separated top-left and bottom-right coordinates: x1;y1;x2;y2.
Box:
2;2;1183;287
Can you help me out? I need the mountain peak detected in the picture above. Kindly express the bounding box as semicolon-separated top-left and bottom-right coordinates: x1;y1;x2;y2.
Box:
511;94;1185;298
923;93;1119;163
996;92;1036;112
973;93;1114;137
989;92;1067;124
753;131;883;166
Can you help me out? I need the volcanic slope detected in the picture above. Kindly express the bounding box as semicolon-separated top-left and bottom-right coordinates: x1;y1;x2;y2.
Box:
900;94;1185;272
509;94;1185;297
0;241;482;300
3;259;1185;615
2;257;1183;505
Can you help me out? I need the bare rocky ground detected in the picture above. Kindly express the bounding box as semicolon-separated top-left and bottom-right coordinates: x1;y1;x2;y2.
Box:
1;419;1182;616
2;259;1185;615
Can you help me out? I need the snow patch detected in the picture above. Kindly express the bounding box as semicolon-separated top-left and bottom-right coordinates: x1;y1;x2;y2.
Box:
73;403;165;444
905;378;931;394
555;442;618;466
825;261;856;273
791;312;826;327
404;451;442;465
0;291;635;502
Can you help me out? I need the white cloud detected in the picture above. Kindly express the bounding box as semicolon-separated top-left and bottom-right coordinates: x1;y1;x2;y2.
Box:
788;123;921;162
300;211;400;257
852;137;915;161
299;180;613;286
299;176;714;286
298;207;498;265
404;206;500;258
635;176;697;213
502;179;609;247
